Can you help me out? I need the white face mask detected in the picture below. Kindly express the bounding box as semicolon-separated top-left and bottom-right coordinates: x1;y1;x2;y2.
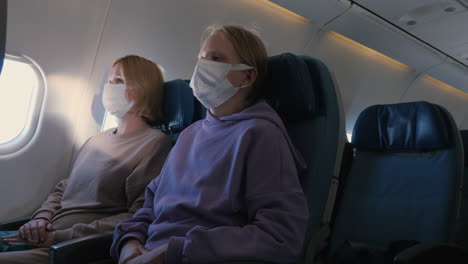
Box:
190;59;252;109
102;83;134;118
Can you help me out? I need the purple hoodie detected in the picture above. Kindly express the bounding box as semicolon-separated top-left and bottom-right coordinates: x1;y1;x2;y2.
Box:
110;102;309;263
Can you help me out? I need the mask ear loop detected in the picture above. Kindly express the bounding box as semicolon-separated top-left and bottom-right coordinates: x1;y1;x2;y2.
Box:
231;63;252;71
231;64;255;89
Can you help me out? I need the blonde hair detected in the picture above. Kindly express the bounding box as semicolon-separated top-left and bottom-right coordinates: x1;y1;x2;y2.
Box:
203;25;268;105
113;55;164;124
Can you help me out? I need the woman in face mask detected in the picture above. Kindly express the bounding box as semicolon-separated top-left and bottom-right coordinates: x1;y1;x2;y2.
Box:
0;55;172;264
111;26;309;264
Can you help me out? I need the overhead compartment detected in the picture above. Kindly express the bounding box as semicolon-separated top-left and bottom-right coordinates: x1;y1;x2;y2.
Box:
268;0;468;93
268;0;350;26
322;4;446;73
354;0;468;67
426;58;468;93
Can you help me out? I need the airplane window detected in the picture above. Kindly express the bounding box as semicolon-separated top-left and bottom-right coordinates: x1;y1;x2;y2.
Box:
0;54;45;154
101;111;118;132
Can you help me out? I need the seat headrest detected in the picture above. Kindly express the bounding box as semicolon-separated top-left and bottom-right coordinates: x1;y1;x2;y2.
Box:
265;53;333;123
161;79;194;133
459;130;468;166
352;101;452;152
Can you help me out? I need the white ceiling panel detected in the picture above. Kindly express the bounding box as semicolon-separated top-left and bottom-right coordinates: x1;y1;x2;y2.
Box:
426;58;468;92
355;0;468;66
356;0;453;16
269;0;350;26
323;5;447;72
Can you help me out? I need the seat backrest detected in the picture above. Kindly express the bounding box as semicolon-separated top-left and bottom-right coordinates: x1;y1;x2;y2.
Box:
264;53;346;259
160;79;200;143
330;101;463;253
456;130;468;248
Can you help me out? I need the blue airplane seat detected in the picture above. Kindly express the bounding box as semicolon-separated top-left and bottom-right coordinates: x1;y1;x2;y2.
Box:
160;79;195;143
161;79;207;143
0;0;7;74
330;101;463;255
455;130;468;248
265;53;346;261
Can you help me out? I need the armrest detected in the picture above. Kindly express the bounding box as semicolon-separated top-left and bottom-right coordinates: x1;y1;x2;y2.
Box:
219;261;264;264
223;261;264;264
0;217;30;231
394;243;468;264
49;231;115;264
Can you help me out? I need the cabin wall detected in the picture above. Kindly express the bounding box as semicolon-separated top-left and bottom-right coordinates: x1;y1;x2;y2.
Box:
303;31;468;134
304;31;419;134
0;0;110;221
402;75;468;125
1;0;467;221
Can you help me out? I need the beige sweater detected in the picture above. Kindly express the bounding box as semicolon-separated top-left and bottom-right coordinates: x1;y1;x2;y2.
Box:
32;127;172;243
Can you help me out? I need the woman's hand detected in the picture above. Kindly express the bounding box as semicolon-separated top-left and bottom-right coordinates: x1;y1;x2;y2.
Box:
119;239;144;264
18;218;54;244
127;243;168;264
38;231;55;248
1;232;27;245
1;230;55;248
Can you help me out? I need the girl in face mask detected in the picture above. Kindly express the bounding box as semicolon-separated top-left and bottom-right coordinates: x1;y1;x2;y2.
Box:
0;55;172;264
111;26;308;264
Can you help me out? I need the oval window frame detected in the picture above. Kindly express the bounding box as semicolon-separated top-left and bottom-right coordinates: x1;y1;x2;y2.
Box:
0;53;46;156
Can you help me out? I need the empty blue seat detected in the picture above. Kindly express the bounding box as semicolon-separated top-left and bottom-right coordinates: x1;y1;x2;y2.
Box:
330;101;463;253
264;53;346;261
160;79;204;143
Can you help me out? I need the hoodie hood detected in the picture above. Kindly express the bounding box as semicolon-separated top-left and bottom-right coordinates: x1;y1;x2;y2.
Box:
204;101;307;173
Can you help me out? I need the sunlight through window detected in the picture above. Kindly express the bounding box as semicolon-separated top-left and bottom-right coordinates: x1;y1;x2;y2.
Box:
0;59;37;144
0;54;45;155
